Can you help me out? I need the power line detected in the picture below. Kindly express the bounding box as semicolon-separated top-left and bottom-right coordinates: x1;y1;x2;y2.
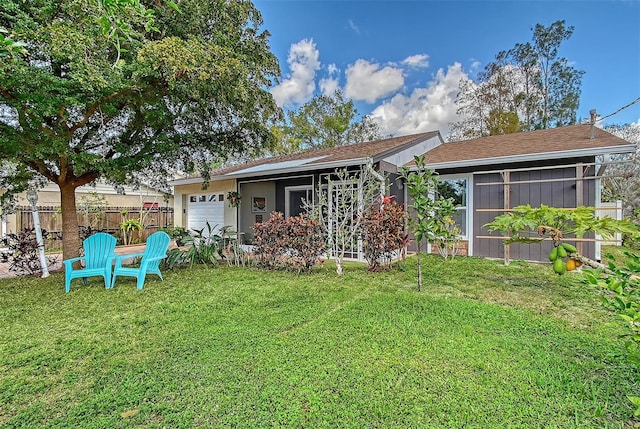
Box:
596;96;640;122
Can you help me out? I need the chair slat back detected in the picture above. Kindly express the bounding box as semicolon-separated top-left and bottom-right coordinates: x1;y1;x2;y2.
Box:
84;233;117;270
143;231;171;269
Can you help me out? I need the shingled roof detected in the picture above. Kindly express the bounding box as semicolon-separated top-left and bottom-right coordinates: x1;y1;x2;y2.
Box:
172;131;440;184
415;124;635;169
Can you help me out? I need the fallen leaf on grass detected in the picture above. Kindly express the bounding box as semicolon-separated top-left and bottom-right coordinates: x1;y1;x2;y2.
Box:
120;409;139;418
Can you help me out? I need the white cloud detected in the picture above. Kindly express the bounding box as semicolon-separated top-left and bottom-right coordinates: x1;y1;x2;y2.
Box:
402;54;429;68
370;62;467;138
344;59;405;103
348;19;360;34
320;78;340;96
319;63;340;95
270;39;321;107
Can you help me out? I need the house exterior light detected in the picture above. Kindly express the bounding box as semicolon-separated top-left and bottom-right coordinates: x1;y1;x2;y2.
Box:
26;188;38;206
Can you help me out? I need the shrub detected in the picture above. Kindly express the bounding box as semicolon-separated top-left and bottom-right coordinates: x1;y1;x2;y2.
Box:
0;228;59;276
164;222;224;269
583;251;640;418
623;208;640;250
160;226;189;246
361;198;406;271
432;216;463;260
120;218;142;245
253;212;326;273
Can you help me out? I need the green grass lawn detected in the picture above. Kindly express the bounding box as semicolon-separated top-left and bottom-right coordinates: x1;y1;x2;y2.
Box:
0;254;638;428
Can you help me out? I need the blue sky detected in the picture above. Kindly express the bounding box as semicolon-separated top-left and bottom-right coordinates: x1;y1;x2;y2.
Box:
253;0;640;138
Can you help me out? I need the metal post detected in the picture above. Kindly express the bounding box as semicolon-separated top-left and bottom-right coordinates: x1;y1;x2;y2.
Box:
26;189;50;278
163;193;170;228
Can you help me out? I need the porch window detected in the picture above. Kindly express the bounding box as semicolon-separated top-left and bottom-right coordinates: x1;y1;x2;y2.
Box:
285;186;313;218
437;177;468;237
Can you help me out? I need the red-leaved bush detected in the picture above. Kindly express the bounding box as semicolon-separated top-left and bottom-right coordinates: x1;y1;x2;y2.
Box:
253;212;326;273
361;198;407;271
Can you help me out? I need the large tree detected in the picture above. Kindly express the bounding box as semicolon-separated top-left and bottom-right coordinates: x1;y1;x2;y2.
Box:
451;20;584;140
0;0;281;261
273;90;380;154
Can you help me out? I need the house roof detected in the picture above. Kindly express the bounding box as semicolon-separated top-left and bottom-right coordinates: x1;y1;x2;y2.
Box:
414;124;636;170
171;131;440;185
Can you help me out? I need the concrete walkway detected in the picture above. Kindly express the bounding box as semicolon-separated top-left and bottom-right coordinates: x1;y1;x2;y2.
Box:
0;244;149;279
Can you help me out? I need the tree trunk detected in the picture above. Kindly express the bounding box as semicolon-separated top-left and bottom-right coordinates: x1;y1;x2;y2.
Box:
59;182;81;266
417;242;422;292
336;256;344;276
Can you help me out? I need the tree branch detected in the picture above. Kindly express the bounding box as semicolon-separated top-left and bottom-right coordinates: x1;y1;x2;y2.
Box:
57;105;68;130
67;87;136;136
24;159;58;183
0;87;15;101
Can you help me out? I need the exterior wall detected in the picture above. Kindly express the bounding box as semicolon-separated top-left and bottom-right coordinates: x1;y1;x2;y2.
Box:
472;172;504;259
238;181;277;243
598;201;623;246
403;159;599;262
387;173;404;206
472;165;597;261
275;176;314;214
234;165;395;256
172;180;236;230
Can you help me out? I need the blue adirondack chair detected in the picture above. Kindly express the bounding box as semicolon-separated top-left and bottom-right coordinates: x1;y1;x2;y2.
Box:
111;231;171;290
63;233;117;293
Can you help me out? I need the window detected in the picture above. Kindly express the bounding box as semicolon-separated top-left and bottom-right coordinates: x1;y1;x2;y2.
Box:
437;177;468;237
285;186;313;218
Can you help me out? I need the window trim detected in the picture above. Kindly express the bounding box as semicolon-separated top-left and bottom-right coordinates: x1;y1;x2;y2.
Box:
284;185;314;218
437;174;472;241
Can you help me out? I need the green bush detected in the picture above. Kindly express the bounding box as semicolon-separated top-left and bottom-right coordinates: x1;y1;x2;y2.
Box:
160;226;189;246
361;198;406;271
253;212;326;273
164;223;224;269
584;250;640;418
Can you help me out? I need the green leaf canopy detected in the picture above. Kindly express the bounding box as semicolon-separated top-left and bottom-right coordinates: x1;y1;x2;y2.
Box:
0;0;282;259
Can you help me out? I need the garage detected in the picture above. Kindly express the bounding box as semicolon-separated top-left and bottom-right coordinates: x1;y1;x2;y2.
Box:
187;193;225;235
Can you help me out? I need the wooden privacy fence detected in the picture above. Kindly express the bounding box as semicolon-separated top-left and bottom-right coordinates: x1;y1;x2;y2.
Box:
15;206;174;250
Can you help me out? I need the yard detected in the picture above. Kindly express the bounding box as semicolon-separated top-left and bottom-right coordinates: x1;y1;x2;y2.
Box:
0;254;637;428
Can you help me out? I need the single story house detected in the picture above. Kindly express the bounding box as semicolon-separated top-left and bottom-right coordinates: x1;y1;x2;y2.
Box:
170;124;635;262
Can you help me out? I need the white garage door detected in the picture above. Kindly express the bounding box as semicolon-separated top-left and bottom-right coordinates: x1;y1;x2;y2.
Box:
187;193;225;235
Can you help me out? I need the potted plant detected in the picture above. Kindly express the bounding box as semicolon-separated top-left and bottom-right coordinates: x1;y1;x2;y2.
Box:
227;191;242;208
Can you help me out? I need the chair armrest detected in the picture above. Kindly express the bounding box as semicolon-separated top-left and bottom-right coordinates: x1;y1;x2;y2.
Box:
114;252;145;262
144;254;167;263
63;256;84;268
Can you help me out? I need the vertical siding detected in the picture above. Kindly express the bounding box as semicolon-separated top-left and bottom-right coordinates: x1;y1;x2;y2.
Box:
583;166;597;259
510;168;576;261
473;165;597;262
473;173;504;259
388;173;404;205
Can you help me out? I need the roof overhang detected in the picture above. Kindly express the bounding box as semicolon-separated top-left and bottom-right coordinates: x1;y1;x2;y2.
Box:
419;144;637;171
230;157;372;180
170;157;373;186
